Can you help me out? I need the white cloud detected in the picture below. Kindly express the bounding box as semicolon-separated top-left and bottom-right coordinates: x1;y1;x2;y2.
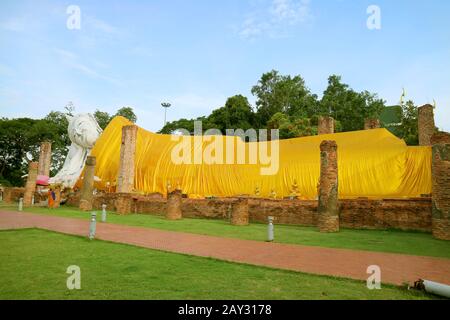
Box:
238;0;313;40
270;0;311;24
85;16;119;35
0;17;26;32
53;48;121;86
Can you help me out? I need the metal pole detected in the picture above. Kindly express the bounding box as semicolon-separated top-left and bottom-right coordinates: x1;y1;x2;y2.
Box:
267;216;274;242
89;212;97;240
164;107;167;127
18;197;23;212
161;102;171;127
101;204;107;222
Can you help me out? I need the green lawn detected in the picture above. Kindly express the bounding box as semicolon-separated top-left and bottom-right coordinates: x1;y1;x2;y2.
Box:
0;229;435;300
2;203;450;259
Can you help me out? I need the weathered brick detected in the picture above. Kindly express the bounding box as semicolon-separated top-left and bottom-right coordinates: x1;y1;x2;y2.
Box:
23;162;38;206
38;141;52;177
318;140;339;232
117;125;138;193
431;132;450;240
364;118;381;130
318;116;334;135
166;189;182;220
79;156;96;211
418;104;435;146
231;197;249;226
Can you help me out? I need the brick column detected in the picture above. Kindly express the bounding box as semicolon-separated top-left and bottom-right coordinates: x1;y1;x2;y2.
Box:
79;156;96;211
318;116;334;135
364;118;381;130
115;194;134;215
3;188;13;203
431;132;450;240
54;186;61;209
38;141;52;177
23;162;38;206
418;104;435;146
231;197;249;226
166;189;182;220
117;125;138;193
318;141;339;232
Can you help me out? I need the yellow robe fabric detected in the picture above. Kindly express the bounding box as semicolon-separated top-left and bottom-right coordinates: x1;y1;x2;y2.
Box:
88;116;431;199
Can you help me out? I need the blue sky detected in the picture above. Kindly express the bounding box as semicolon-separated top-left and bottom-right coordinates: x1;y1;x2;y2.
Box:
1;0;449;132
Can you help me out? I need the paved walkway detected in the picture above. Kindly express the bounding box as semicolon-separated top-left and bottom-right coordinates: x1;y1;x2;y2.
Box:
1;210;449;286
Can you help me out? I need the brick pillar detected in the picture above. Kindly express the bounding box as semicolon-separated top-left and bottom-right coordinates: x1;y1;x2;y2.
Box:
231;197;249;226
38;141;52;177
431;132;450;240
117;125;138;193
53;186;61;209
23;162;39;206
318;141;339;232
3;188;13;203
318;116;334;135
79;156;96;211
115;194;134;215
418;104;435;146
364;118;381;130
166;190;182;220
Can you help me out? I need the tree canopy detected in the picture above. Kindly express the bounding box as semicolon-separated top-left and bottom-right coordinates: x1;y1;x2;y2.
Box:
0;106;138;187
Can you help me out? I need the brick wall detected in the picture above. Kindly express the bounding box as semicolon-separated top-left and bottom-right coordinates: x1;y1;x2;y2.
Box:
66;193;432;232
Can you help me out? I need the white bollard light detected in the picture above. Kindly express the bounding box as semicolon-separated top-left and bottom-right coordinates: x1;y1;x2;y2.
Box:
31;195;35;205
89;212;97;240
267;216;274;242
101;204;107;222
18;197;23;212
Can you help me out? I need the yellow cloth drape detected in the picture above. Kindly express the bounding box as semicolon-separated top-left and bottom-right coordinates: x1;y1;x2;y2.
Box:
88;116;432;199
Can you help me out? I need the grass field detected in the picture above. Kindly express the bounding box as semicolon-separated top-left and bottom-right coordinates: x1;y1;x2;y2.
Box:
0;229;436;300
2;204;449;259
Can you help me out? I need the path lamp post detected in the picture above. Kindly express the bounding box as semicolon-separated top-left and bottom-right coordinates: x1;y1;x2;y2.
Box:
161;102;171;127
18;197;23;212
267;216;274;242
89;212;97;240
101;204;107;222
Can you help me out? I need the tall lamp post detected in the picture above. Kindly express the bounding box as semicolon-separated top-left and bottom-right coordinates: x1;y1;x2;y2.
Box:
161;102;171;127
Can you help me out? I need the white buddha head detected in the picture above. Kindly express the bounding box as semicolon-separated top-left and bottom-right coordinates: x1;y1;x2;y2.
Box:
66;113;102;149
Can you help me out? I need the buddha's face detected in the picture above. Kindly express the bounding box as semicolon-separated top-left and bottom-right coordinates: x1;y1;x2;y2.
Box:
66;113;102;148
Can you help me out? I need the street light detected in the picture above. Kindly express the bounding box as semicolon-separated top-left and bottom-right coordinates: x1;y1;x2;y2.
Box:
161;102;171;127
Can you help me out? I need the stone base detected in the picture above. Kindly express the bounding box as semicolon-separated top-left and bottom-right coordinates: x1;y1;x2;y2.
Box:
166;190;182;220
231;198;249;226
79;200;93;211
318;215;339;233
115;194;134;215
3;187;25;203
432;218;450;240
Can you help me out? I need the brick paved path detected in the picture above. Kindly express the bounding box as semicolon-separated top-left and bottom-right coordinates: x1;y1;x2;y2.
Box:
1;210;449;286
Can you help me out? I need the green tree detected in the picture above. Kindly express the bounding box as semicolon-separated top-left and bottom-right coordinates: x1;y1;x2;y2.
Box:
267;113;317;139
94;110;112;130
207;95;255;133
320;75;385;132
251;70;319;126
115;107;137;123
398;100;419;145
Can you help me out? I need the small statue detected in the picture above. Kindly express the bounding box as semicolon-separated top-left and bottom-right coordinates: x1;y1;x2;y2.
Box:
270;189;277;199
290;179;299;199
255;185;260;197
